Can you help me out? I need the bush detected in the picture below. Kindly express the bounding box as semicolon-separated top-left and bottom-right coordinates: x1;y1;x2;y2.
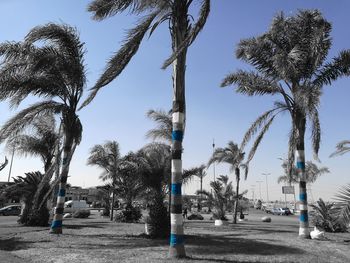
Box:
146;196;170;238
73;209;91;218
311;199;347;233
114;205;141;223
188;213;204;220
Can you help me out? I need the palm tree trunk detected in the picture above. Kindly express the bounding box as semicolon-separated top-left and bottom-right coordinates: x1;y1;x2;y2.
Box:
169;1;188;258
295;115;310;238
110;190;115;221
233;167;240;224
50;133;74;234
199;176;203;212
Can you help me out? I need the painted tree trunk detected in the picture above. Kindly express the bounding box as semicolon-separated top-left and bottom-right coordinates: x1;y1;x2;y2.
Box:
233;167;240;224
296;149;310;238
198;177;203;212
110;190;115;221
295;113;310;238
169;1;188;258
49;134;74;234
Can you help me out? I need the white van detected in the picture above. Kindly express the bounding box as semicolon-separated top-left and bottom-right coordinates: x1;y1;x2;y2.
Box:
64;200;89;213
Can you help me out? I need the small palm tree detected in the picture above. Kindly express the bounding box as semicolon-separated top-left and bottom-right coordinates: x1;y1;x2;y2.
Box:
87;141;123;221
0;23;87;234
2;172;49;226
198;175;234;220
84;1;211;257
221;10;350;237
208;141;247;224
137;143;171;238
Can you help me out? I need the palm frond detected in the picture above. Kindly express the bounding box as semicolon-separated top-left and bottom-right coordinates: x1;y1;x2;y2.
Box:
246;116;275;163
333;184;350;225
80;12;158;109
0;101;64;143
145;109;172;143
313;50;350;87
330;140;350;157
221;70;280;96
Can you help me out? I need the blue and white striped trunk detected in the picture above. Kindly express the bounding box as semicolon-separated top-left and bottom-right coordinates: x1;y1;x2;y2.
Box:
169;111;186;257
296;150;310;238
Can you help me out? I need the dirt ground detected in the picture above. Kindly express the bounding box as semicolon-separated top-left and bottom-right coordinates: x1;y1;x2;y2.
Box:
1;210;350;263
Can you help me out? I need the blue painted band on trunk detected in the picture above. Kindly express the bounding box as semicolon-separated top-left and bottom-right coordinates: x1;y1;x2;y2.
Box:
58;188;66;197
172;130;183;142
51;220;62;228
300;213;308;223
171;183;182;195
299;193;307;202
296;161;305;170
170;234;184;245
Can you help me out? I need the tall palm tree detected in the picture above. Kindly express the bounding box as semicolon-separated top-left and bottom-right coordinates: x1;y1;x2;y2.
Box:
0;23;87;234
221;10;350;238
208;141;247;224
87;140;123;221
83;1;210;257
182;164;206;211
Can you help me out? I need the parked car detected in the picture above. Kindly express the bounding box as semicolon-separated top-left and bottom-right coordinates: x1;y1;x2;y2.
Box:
271;208;282;215
0;205;21;216
280;207;292;215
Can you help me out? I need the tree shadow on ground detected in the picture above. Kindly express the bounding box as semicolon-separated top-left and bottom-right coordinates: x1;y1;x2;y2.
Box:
0;237;51;251
186;234;304;256
64;224;105;229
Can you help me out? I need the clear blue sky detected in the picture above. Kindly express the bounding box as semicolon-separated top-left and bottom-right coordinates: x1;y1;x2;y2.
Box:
0;0;349;202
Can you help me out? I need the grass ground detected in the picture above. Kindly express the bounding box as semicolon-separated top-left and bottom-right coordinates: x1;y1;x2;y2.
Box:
0;210;350;263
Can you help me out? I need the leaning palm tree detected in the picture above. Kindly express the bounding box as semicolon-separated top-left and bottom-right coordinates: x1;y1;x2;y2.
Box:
0;23;87;234
208;141;247;224
83;1;210;257
4;114;60;226
87;140;123;221
221;10;350;238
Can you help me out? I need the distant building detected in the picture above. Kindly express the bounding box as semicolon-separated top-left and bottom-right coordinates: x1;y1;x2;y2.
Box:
65;186;104;205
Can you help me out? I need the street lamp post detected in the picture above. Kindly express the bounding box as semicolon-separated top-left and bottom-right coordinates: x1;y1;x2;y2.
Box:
256;181;263;200
262;173;271;203
212;139;215;182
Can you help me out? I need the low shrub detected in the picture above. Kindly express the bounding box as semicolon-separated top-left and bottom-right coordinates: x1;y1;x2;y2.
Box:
188;213;204;220
311;199;347;233
114;205;141;223
73;209;91;218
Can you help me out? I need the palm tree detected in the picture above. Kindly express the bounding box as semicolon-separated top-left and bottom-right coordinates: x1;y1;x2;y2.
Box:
0;23;87;234
6;114;59;173
197;175;234;220
83;1;210;257
146;109;172;144
87;140;123;221
1;171;49;226
137;143;171;238
208;141;247;224
4;114;60;226
182;164;206;211
221;10;350;238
